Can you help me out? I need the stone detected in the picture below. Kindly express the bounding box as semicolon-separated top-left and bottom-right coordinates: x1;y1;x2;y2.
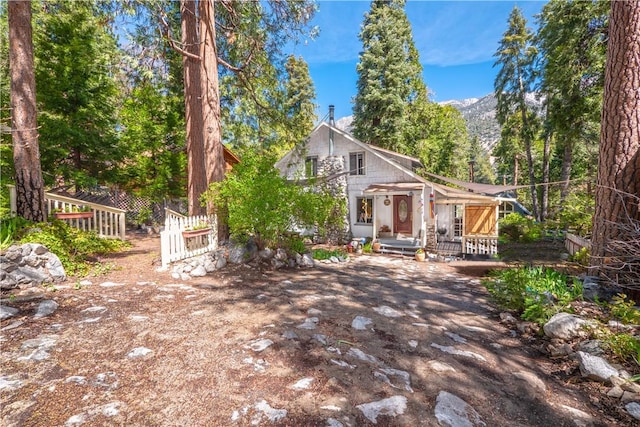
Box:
543;312;594;340
431;343;486;362
346;348;382;366
513;371;547;393
127;347;153;358
0;305;19;320
373;305;404;318
290;377;314;390
253;400;287;423
356;395;407;424
574;351;618;383
427;360;456;373
246;338;274;352
300;253;315;267
435;391;486;427
499;312;517;324
228;245;246;264
190;265;207;277
625;402;640;420
34;300;59;318
352;316;373;330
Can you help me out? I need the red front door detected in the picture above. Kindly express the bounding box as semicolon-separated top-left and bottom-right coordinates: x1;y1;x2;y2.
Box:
393;195;412;235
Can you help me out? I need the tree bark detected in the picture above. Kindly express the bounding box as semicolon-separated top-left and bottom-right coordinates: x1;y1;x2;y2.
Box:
9;0;45;222
591;1;640;274
541;130;551;222
181;0;207;216
199;0;225;188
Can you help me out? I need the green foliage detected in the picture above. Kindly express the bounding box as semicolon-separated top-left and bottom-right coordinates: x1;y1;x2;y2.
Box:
312;248;346;260
202;150;344;250
0;216;31;251
34;0;124;188
609;294;640;325
499;213;544;243
570;247;590;266
600;331;640;367
483;266;583;326
19;220;129;276
285;236;308;255
353;0;428;152
556;191;594;236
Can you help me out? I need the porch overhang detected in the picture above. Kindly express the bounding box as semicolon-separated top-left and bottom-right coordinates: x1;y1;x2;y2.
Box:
363;183;425;194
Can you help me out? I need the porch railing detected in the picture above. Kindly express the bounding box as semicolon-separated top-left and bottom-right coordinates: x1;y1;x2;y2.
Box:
8;185;126;239
463;236;498;255
160;208;218;268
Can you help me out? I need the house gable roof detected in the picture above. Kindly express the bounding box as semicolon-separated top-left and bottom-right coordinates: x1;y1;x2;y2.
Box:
276;122;498;203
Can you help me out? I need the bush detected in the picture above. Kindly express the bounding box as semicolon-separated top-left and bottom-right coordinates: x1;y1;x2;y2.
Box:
19;220;129;276
202;150;346;250
483;266;583;326
499;213;544;243
312;248;346;260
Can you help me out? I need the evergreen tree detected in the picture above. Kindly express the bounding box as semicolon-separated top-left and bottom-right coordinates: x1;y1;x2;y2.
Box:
34;0;123;190
536;0;608;206
353;0;427;152
494;6;540;219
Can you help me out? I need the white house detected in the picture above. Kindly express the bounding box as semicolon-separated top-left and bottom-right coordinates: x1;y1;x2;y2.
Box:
275;119;501;256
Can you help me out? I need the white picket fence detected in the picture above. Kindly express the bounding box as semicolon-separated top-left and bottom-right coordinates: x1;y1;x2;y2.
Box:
8;185;126;239
160;209;218;268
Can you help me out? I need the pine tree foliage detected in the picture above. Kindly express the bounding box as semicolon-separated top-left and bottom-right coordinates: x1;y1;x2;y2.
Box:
34;0;123;189
494;6;540;219
353;0;427;153
536;0;608;203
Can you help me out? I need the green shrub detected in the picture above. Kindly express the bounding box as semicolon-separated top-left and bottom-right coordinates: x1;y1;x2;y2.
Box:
19;220;129;276
609;294;640;324
499;213;544;243
570;246;590;266
1;216;31;250
601;331;640;367
312;248;346;260
483;266;583;326
286;236;307;255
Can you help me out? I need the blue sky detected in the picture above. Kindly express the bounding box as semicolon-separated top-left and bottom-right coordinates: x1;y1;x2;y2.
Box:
286;0;546;120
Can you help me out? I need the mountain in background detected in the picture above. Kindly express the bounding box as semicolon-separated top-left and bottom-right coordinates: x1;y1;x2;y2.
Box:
333;93;543;155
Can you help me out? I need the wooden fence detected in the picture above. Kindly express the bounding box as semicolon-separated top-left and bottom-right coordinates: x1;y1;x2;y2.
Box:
565;232;591;256
8;185;126;240
160;209;218;268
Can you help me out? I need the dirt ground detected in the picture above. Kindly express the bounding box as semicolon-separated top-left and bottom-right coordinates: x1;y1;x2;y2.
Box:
0;234;636;426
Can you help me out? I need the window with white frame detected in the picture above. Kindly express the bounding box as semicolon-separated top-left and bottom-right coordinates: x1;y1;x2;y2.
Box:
349;152;365;175
356;197;373;224
453;204;463;237
305;156;318;177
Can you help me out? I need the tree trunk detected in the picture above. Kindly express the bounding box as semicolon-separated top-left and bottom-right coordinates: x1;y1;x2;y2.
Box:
541;130;551;222
198;0;227;239
9;0;45;222
181;0;207;216
591;1;640;279
199;0;225;187
558;138;574;205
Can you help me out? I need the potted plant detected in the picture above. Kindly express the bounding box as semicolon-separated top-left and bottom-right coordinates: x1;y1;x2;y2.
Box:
182;221;212;238
372;239;381;252
414;248;426;262
379;225;392;238
52;206;93;220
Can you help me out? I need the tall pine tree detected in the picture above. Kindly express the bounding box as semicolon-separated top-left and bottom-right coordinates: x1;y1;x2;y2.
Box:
494;6;540;219
352;0;427;153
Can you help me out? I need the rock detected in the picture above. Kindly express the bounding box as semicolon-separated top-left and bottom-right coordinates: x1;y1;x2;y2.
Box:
258;248;274;260
351;316;373;330
625;402;640;421
34;300;58;318
290;377;314;390
246;339;274;352
574;351;618;383
513;371;547;393
127;347;153;358
427;360;456;373
190;265;207;277
607;386;624;398
300;253;315;267
435;391;486;427
356;395;407;424
499;312;517;324
0;305;19;320
431;343;486;362
373;305;404;318
228;244;246;264
543;312;594;340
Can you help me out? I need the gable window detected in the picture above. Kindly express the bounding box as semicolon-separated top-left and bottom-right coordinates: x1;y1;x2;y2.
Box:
356;197;373;224
349;152;365;175
305;156;318;177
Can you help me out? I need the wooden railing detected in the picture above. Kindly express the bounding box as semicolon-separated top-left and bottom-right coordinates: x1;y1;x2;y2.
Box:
160;208;218;268
8;185;126;239
463;236;498;255
565;232;591;256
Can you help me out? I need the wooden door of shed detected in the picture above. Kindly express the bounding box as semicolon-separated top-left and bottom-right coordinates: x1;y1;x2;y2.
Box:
465;205;496;235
